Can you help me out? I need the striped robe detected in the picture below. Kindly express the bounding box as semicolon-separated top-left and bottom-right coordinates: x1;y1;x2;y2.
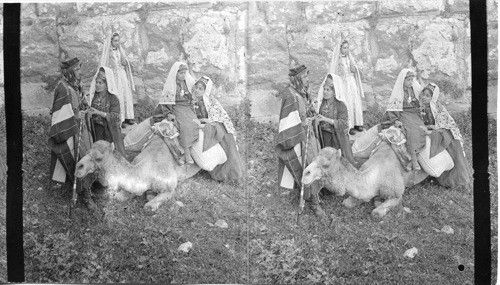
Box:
276;88;307;189
48;80;92;185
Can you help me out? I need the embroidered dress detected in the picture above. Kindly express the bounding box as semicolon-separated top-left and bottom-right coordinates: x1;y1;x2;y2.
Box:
99;32;136;122
153;62;198;149
329;39;365;128
315;73;355;165
421;83;472;188
193;76;243;182
110;48;135;121
88;66;126;155
382;69;426;156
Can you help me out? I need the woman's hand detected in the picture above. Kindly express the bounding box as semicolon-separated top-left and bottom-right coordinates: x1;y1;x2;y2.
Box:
420;125;428;132
167;114;175;121
89;108;106;118
316;114;334;124
78;110;86;119
193;119;205;129
304;117;314;126
394;120;403;128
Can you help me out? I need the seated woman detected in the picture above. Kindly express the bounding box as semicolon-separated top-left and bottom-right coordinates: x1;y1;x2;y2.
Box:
419;83;472;187
191;76;244;182
381;68;426;170
315;73;356;166
153;62;197;164
87;66;126;156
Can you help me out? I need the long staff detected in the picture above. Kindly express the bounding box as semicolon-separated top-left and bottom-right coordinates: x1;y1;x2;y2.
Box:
69;115;84;218
297;122;312;220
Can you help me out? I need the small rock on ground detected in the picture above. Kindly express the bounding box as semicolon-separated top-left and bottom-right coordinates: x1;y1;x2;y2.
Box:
441;225;454;234
215;219;228;229
178;241;193;253
404;247;418;258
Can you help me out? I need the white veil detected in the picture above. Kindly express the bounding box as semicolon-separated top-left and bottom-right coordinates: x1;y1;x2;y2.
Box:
159;61;196;105
87;66;119;105
386;68;423;112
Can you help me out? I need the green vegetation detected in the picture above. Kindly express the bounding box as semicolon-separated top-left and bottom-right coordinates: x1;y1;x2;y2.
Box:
0;100;495;283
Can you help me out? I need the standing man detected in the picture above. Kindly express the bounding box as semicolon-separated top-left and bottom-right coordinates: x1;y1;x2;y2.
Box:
276;64;325;218
48;57;98;212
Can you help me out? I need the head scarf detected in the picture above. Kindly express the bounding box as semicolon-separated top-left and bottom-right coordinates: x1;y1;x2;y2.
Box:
196;76;236;135
315;73;347;114
288;64;310;99
99;31;135;91
423;82;465;150
60;57;82;91
386;68;423;112
87;66;119;105
329;38;364;99
160;61;196;105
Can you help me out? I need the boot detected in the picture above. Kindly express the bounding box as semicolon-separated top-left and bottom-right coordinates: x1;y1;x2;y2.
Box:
81;187;99;213
310;194;327;218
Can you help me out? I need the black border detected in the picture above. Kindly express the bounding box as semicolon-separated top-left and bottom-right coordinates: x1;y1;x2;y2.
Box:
3;1;494;283
4;3;24;283
470;0;492;283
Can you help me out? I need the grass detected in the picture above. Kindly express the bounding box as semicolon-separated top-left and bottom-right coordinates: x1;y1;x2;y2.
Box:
17;102;251;283
0;99;495;283
245;107;482;284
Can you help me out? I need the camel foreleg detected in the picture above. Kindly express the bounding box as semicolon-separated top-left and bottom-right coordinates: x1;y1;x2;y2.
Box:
113;189;135;202
371;196;402;218
144;191;174;212
342;196;363;208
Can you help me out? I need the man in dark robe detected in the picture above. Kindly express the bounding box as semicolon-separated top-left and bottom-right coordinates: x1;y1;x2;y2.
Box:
48;57;98;212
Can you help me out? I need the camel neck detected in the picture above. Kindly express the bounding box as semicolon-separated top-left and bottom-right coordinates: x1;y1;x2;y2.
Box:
326;158;367;199
103;151;135;176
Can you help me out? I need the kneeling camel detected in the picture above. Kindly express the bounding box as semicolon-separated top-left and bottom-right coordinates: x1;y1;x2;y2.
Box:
301;144;428;217
75;136;200;212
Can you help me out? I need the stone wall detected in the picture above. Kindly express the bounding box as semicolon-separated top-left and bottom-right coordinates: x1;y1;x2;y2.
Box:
247;0;478;121
16;1;499;119
20;2;247;115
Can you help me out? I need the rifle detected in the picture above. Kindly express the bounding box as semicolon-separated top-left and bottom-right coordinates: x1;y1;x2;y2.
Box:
68;113;85;218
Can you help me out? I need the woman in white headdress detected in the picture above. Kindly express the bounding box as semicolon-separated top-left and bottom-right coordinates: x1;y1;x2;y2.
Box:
314;73;356;165
382;68;426;170
153;61;197;164
191;76;243;181
329;38;365;135
86;66;126;156
99;31;136;127
419;83;472;187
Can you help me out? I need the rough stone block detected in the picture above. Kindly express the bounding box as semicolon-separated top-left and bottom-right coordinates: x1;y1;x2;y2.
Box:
248;89;282;120
21;82;53;111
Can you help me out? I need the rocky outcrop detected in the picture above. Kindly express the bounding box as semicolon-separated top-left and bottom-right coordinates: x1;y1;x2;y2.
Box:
20;2;247;113
16;1;498;120
247;0;483;122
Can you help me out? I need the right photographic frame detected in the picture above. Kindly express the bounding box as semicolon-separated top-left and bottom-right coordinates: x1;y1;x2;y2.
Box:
246;1;484;284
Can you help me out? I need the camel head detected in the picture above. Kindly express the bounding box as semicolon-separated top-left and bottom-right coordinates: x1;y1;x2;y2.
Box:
75;140;115;178
301;147;346;196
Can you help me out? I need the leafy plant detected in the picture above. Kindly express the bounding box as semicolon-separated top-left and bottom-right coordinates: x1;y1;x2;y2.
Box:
133;97;157;123
434;79;465;100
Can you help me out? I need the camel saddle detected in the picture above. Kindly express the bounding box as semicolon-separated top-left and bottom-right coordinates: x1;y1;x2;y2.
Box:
143;119;184;164
378;127;412;172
